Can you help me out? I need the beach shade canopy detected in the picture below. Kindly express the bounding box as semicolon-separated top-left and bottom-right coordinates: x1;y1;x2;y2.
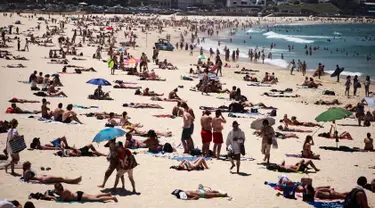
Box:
250;117;275;130
198;55;206;60
92;128;126;143
315;108;352;122
15;20;21;24
86;78;111;86
364;97;375;107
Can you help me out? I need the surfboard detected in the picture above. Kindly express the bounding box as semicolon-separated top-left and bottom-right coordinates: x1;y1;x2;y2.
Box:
330;67;344;77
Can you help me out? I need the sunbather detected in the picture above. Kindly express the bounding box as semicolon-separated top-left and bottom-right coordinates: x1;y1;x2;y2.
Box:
276;159;320;173
142;130;164;153
55;144;106;157
127;127;172;138
47;81;67;97
120;111;142;128
6;103;40;114
314;99;340;105
22;161;82;184
123;103;163;109
277;125;313;133
302;136;320;159
287;116;322;127
170;158;209;171
141;88;164;96
5;63;26;68
318;129;353;140
54;182;118;202
150;96;182;102
125;133;146;149
113;84;141;89
169;88;182;100
242;101;276;109
171;188;228;200
263;92;300;98
62;104;83;124
30;137;69;150
8;98;39;103
12;55;28;60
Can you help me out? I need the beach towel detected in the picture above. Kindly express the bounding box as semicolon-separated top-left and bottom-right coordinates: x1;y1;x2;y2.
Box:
172;156;211;162
285;154;320;160
18;81;31;84
218;155;255;161
228;112;256;119
247;83;271;87
73;105;99;109
25;116;80;125
319;146;375;153
138;78;166;81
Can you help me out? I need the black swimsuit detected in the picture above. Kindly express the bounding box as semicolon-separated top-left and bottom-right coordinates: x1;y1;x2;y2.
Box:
76;191;84;201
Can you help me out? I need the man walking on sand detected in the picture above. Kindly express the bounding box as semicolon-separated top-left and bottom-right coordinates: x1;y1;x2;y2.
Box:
260;120;274;164
226;121;245;174
181;102;194;153
212;110;226;158
200;110;212;156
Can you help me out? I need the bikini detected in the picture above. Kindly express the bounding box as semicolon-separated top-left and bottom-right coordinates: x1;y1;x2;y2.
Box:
199;189;205;198
76;191;84;201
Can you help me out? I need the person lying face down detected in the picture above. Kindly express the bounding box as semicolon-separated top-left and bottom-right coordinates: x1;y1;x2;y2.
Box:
171;188;228;200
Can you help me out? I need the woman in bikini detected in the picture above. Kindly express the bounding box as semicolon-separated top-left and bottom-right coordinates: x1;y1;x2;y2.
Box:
302;136;320;159
120;111;142;128
277;159;320;173
142;88;164;96
125;133;146;149
277;125;313;133
143;130;163;153
172;188;228;200
170;158;209;171
54;182;118;202
22;161;82;184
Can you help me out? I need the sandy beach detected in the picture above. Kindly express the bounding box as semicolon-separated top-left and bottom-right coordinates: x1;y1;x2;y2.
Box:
0;13;374;208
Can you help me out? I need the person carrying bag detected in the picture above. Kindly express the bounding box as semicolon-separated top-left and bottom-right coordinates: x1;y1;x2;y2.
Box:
4;119;25;175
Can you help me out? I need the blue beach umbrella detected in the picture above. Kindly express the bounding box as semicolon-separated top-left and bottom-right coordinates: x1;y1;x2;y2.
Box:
92;128;126;143
86;78;111;86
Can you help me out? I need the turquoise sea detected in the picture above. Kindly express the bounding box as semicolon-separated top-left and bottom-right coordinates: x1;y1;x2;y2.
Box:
202;23;375;78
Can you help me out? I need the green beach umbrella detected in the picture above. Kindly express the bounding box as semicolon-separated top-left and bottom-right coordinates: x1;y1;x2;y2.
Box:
315;108;353;122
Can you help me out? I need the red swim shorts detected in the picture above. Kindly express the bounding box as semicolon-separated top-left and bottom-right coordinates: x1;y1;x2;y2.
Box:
213;132;223;144
201;130;212;144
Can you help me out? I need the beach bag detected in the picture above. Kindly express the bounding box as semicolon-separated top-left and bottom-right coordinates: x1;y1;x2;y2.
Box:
240;143;246;155
163;143;173;153
9;135;26;153
129;154;138;169
344;188;363;208
270;109;277;117
272;137;278;149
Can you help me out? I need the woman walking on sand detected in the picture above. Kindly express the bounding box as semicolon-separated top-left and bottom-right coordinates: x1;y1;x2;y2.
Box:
290;59;296;75
5;119;22;175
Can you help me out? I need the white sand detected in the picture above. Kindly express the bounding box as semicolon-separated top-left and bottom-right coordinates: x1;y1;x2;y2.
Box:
0;13;374;208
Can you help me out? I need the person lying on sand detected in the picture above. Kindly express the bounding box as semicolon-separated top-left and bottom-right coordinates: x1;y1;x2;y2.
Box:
125;132;147;149
82;112;122;119
242;101;276;109
12;55;28;60
62;104;83;124
6;103;40;114
55;144;106;157
141;88;164;96
30;136;69;150
253;131;299;139
302;77;322;88
22;161;82;184
318;124;353;139
302;135;320;159
342;104;357;112
48;59;68;64
171;188;228;200
282;115;322;127
8;98;39;103
170;158;209;171
72;57;86;61
47;81;68;97
261;72;278;84
123;103;163;109
150;96;183;102
113;84;141;89
126;127;172;138
54;182;118;203
263;92;300;98
314;99;340;105
277;125;313;133
243;75;258;82
240;67;259;72
4;63;26;68
271;159;320;173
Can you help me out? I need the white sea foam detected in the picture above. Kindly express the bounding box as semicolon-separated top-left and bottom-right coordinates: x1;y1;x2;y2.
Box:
263;31;314;44
246;28;264;33
325;70;363;77
333;31;342;36
293;35;332;39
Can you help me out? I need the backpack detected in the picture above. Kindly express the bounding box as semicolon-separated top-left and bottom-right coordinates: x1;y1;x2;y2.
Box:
344;188;364;208
163;143;173;153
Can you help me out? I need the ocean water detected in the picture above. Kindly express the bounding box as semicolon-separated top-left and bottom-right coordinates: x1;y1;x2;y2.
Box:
201;24;375;78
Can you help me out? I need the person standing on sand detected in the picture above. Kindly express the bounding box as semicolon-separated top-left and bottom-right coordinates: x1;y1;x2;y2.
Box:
113;142;136;192
212;110;226;158
200;110;212;156
17;38;20;51
98;139;124;189
290;59;295;75
260;119;274;164
353;75;360;96
364;76;370;97
181;102;194;153
345;76;351;96
302;61;307;76
24;38;29;51
4;119;21;175
201;73;209;95
226;121;245;174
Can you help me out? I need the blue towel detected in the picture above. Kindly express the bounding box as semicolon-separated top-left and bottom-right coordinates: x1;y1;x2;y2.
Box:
308;201;344;208
172;156;211;162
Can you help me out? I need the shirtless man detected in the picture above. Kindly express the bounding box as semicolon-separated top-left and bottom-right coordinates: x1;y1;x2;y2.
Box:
172;102;183;117
181;102;194;153
169;88;181;100
108;112;119;126
200;110;213;156
143;88;164;96
364;133;373;151
123;103;163;109
41;98;52;119
48;81;67;97
54;182;117;203
212;110;226;158
62;104;83;124
53;103;64;122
